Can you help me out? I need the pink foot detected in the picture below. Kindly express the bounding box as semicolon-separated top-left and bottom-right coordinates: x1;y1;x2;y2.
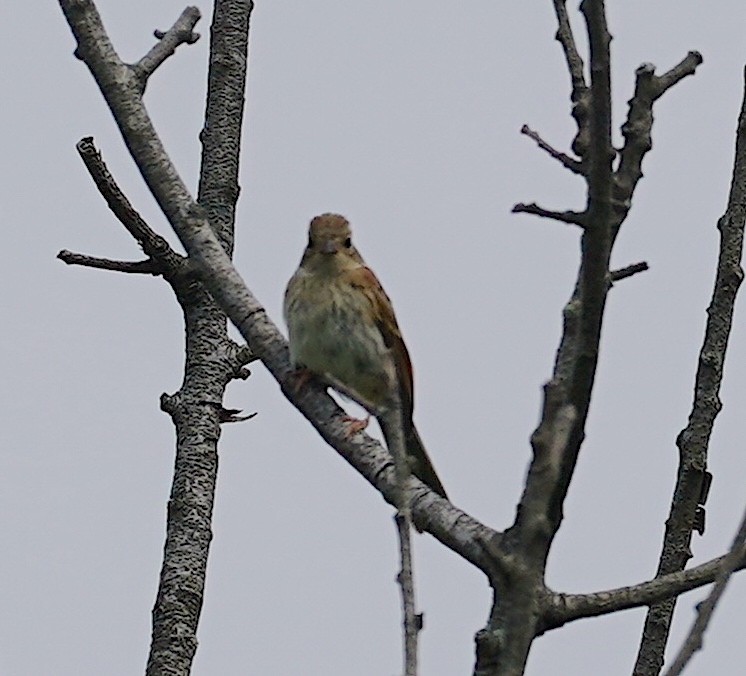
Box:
343;415;370;436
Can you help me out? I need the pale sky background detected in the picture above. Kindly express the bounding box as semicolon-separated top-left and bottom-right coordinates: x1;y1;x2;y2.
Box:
3;1;746;674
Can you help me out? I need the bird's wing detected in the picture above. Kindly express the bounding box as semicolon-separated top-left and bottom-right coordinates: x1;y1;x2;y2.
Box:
343;265;415;420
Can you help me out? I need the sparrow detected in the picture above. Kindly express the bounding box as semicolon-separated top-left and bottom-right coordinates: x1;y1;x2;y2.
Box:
284;213;448;499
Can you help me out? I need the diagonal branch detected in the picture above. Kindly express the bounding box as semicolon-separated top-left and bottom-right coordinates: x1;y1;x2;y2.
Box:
552;0;587;101
615;52;703;230
520;124;584;175
654;51;704;99
663;504;746;676
132;6;201;90
542;547;746;631
76;137;186;276
59;0;501;579
633;66;746;676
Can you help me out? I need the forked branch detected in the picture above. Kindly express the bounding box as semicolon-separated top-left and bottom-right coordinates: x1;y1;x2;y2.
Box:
58;0;504;581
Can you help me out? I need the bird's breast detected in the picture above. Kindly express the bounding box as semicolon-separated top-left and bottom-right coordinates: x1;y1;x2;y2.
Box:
285;273;391;409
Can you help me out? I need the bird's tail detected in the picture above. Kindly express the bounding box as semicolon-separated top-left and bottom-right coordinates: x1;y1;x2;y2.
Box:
380;416;448;499
405;424;448;499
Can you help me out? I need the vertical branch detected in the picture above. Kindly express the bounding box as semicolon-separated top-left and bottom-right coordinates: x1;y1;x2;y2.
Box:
381;394;420;676
395;507;419;676
197;0;253;254
633;67;746;676
475;4;616;673
517;0;615;558
147;2;254;674
479;1;698;672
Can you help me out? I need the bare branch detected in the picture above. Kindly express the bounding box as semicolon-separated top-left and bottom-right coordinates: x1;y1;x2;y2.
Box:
609;261;649;283
512;202;587;227
379;392;420;675
653;51;703;100
615;54;702;229
515;382;578;546
520;124;584;174
396;510;419;676
59;0;501;579
57;250;161;274
552;0;587;100
633;66;746;676
197;0;254;254
76;137;185;275
663;507;746;676
552;0;590;159
138;3;251;673
474;4;617;672
292;375;498;570
543;548;746;630
132;6;201;90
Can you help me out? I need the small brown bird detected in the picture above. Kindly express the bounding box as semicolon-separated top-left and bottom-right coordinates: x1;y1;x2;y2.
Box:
284;213;447;498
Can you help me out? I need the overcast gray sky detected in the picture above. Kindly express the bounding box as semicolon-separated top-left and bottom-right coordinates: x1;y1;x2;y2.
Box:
3;1;746;674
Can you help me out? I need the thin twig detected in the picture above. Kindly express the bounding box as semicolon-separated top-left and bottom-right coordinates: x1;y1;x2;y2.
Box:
395;512;419;676
552;0;587;99
512;202;587;227
57;250;161;274
132;6;201;90
552;0;590;159
520;124;584;174
381;394;420;676
76;137;185;274
609;261;649;283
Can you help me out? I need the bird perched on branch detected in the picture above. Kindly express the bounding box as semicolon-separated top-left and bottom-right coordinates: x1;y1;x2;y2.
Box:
284;213;448;499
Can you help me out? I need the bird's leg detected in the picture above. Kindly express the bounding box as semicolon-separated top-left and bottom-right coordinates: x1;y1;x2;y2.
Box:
288;369;369;433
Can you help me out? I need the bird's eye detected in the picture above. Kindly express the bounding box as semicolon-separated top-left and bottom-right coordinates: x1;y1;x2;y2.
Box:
343;237;352;248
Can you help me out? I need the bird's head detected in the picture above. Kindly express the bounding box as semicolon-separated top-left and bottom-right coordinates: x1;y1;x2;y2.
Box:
302;213;363;271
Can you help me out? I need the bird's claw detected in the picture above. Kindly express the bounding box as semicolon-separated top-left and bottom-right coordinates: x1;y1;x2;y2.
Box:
343;415;370;436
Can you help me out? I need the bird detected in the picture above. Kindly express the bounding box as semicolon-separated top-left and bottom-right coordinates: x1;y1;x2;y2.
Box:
283;213;448;499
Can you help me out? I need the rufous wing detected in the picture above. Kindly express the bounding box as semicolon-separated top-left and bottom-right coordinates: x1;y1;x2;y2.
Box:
343;265;414;421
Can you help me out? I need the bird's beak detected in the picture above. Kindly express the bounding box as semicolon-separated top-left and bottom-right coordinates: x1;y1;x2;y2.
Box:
320;240;338;255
